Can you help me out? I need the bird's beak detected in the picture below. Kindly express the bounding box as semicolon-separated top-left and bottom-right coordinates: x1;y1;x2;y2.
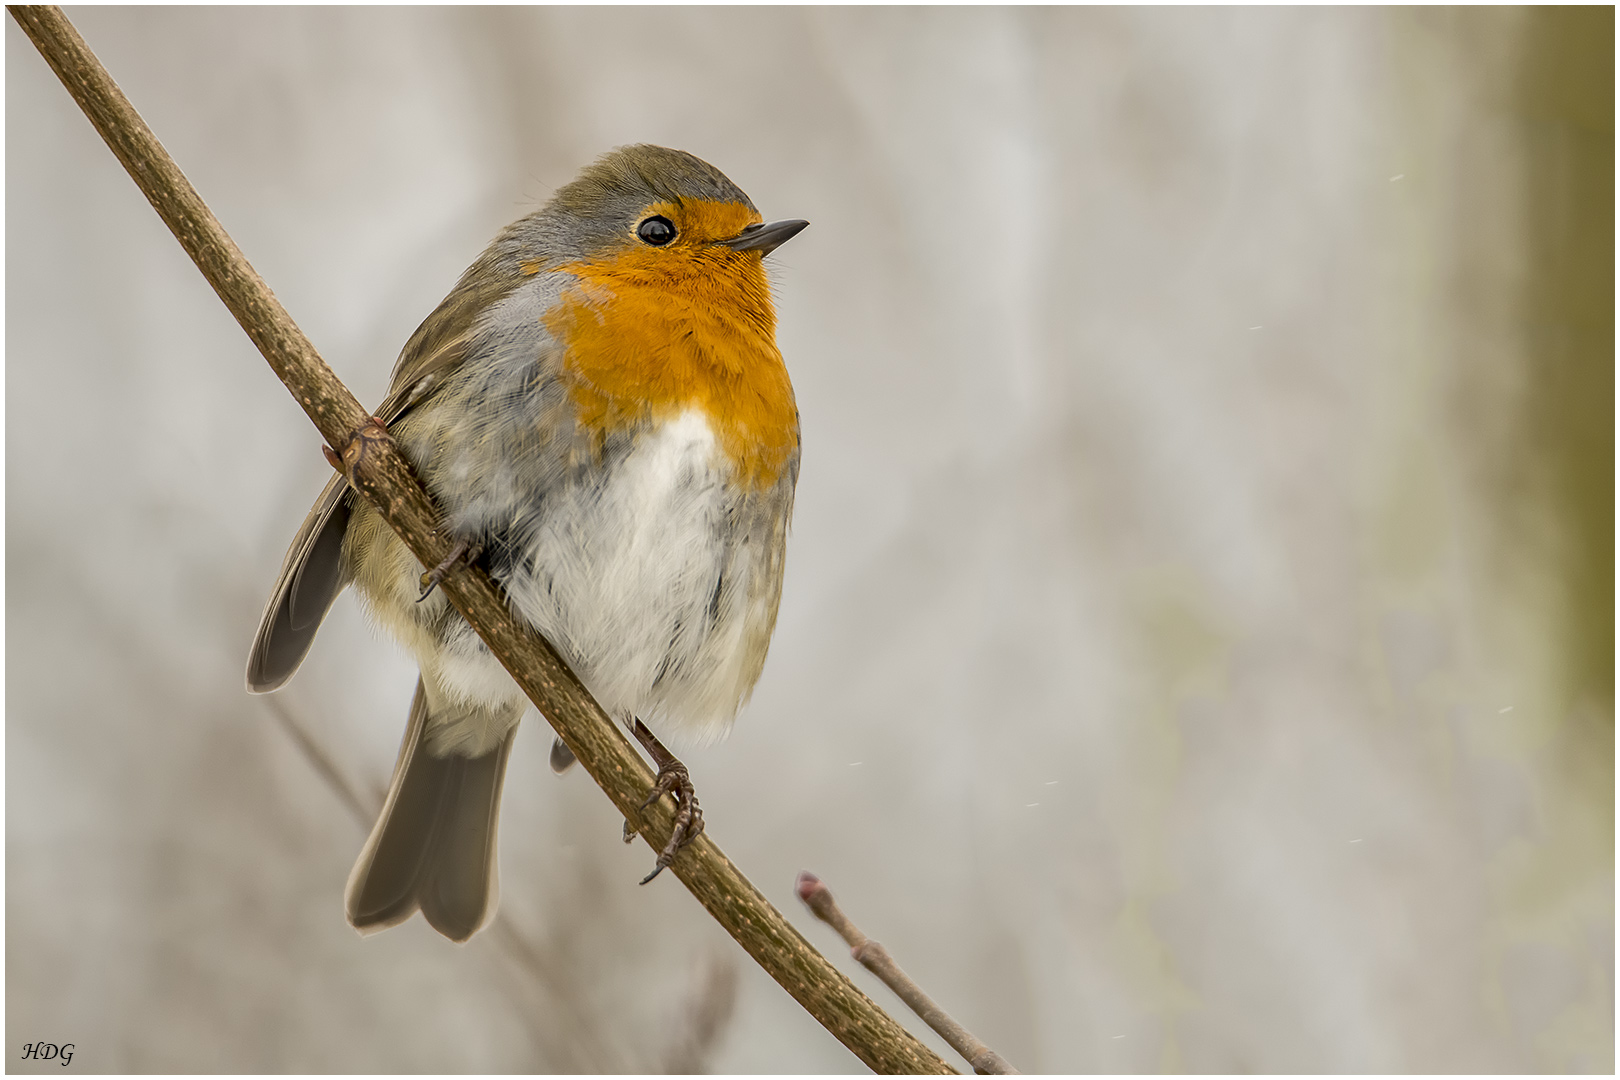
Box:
722;218;809;255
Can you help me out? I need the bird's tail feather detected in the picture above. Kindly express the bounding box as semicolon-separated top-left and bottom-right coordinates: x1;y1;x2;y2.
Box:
344;679;515;943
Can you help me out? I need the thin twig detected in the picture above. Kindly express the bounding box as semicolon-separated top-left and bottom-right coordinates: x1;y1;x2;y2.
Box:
263;695;622;1070
8;6;952;1072
661;954;740;1074
797;872;1018;1075
260;695;375;829
486;914;631;1073
270;697;626;1067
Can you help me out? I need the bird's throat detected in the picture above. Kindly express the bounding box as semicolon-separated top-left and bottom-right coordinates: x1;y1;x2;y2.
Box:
547;253;798;491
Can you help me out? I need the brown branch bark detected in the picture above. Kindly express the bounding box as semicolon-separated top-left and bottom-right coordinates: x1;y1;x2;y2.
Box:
798;872;1018;1075
8;5;953;1073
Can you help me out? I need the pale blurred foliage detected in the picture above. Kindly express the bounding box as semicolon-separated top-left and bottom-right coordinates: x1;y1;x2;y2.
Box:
6;6;1611;1073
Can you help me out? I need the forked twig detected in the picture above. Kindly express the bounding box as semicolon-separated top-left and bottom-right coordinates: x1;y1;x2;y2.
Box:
798;872;1018;1075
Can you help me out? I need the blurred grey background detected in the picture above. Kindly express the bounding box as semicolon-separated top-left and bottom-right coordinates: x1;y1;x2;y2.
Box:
6;6;1612;1073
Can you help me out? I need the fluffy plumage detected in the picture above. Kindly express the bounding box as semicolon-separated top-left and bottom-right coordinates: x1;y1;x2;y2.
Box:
247;145;801;941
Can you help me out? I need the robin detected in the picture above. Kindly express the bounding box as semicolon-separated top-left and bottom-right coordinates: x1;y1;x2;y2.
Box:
246;145;806;943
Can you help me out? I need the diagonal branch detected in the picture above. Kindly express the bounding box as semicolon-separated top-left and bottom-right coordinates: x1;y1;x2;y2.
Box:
7;5;952;1073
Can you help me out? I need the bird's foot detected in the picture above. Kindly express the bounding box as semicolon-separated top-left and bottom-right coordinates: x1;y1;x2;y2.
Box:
417;539;481;602
629;718;705;883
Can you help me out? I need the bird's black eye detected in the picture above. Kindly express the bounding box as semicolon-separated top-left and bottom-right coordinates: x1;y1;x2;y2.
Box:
637;216;676;246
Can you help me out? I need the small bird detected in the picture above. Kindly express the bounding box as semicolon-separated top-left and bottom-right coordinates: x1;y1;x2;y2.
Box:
247;145;805;943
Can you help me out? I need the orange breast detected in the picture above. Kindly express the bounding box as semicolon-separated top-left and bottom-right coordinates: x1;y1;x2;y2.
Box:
543;201;799;492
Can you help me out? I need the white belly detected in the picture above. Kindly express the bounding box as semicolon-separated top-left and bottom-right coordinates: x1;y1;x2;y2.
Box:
438;409;779;745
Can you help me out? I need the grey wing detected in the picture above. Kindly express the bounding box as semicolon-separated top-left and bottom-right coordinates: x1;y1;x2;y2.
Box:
246;473;354;693
245;325;477;694
244;234;529;693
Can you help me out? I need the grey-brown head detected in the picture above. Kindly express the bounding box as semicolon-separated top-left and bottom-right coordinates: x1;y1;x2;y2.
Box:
503;144;807;268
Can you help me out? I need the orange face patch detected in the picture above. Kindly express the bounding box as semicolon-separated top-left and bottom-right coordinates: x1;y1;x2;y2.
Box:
544;199;799;491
